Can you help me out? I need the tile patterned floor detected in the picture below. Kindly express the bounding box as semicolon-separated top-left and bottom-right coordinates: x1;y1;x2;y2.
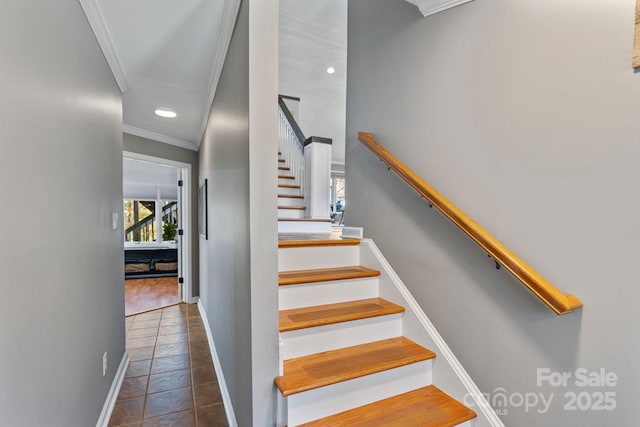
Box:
109;304;228;426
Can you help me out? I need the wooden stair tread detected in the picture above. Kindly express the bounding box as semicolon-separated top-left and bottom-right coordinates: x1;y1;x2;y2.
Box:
278;175;295;179
280;298;404;332
279;166;290;170
278;194;304;199
275;337;436;396
278;184;300;189
278;237;360;247
279;159;286;163
279;265;380;286
299;385;477;427
278;206;306;210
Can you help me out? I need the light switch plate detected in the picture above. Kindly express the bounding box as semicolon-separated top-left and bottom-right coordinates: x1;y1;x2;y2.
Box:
112;212;118;230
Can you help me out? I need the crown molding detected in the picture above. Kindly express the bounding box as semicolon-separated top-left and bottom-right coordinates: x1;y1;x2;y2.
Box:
405;0;474;17
194;0;242;149
78;0;129;93
123;125;198;151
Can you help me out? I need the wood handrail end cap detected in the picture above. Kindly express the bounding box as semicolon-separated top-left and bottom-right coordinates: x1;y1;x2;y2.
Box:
559;294;583;315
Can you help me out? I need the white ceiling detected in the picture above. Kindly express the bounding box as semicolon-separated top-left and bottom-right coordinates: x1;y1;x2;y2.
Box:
81;0;239;151
123;158;178;200
279;0;348;166
79;0;452;156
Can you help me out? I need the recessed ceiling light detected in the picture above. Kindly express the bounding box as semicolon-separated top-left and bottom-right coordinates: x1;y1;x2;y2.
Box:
327;67;335;74
154;108;177;118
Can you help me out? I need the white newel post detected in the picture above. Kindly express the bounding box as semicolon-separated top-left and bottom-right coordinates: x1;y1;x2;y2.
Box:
303;137;332;219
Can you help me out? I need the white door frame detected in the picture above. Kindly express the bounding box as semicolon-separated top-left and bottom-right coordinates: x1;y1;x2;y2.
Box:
123;151;193;303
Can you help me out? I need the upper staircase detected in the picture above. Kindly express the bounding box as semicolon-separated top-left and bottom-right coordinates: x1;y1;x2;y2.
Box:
276;233;498;426
277;96;332;233
277;150;331;232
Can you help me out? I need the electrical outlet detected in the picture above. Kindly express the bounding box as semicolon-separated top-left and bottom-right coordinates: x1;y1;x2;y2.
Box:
112;212;119;230
102;352;108;376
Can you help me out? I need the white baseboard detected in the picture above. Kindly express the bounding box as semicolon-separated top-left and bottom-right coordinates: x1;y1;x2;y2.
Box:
197;300;238;427
96;351;129;427
362;239;504;427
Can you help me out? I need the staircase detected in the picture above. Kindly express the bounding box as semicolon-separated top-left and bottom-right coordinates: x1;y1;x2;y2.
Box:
275;236;493;426
277;151;332;233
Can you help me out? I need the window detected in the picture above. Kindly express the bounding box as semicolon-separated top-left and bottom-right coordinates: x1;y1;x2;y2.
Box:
124;200;157;242
124;199;179;243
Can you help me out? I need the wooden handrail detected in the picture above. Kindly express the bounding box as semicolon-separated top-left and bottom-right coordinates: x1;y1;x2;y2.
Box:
358;132;583;315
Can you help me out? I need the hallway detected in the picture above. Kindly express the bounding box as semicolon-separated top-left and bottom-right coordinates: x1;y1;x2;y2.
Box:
109;304;227;426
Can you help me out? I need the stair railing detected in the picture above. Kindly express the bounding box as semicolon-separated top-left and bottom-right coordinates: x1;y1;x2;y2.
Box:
358;132;583;315
126;202;178;242
278;96;305;190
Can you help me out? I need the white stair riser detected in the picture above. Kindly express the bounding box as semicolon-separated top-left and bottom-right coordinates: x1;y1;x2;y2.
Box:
279;177;297;185
278;245;360;271
278;186;301;196
280;314;402;360
278;197;304;207
285;360;432;426
278;209;305;219
278;221;333;234
279;277;379;310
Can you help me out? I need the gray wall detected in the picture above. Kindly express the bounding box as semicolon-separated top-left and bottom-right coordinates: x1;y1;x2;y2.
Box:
198;0;279;425
0;0;124;425
124;133;200;296
346;0;640;425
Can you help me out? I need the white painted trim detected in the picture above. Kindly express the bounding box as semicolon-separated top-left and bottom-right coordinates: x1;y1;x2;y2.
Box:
404;0;475;17
123;125;198;151
179;165;192;304
194;0;242;148
78;0;128;93
197;300;238;427
123;151;190;170
123;152;193;304
95;352;129;427
362;239;505;427
341;226;363;239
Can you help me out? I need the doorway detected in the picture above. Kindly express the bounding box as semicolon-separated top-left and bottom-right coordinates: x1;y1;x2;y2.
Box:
123;152;192;315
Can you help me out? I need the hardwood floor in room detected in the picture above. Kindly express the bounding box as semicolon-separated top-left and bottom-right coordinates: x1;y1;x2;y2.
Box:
125;277;181;317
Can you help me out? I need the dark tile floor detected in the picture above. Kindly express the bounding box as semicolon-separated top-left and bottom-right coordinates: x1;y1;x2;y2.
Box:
109;303;228;427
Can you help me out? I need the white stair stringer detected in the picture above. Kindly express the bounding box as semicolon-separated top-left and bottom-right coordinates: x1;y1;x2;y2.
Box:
285;360;433;427
280;313;403;360
279;276;379;310
358;238;505;427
